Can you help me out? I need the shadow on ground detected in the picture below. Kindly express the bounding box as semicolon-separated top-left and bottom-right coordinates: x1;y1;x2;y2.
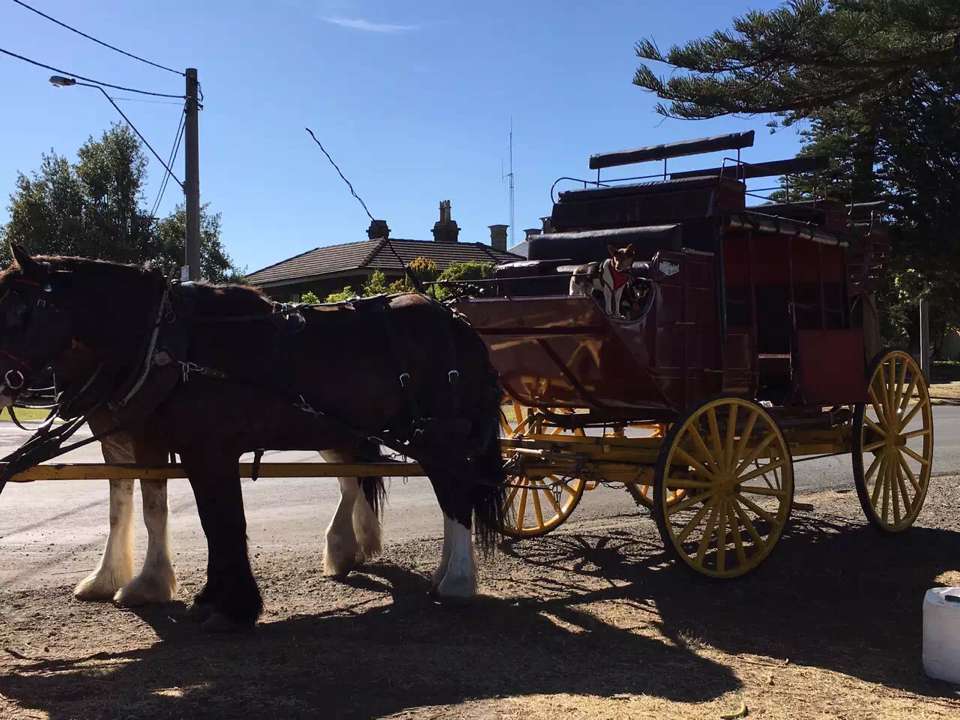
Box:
2;511;958;718
0;562;737;719
499;511;960;699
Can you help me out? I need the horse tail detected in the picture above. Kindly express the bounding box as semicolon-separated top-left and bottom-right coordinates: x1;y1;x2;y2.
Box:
357;441;387;518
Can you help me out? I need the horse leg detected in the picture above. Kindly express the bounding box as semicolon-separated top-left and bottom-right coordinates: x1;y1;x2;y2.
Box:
182;450;262;631
428;474;477;599
320;449;366;577
73;434;136;601
113;477;176;607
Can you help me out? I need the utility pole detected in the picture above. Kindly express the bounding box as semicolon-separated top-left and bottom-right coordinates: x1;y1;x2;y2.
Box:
919;297;931;380
184;68;201;281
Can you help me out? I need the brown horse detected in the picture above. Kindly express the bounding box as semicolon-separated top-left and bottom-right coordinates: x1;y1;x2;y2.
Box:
0;245;505;631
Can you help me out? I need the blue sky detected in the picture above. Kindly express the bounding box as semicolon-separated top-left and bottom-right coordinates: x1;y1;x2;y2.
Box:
0;0;804;274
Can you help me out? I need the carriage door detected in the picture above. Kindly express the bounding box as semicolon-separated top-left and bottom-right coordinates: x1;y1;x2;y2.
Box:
655;249;721;409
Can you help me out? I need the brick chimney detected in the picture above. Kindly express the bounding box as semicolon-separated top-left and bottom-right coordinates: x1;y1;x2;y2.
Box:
540;216;554;234
367;219;390;239
488;224;508;252
432;200;460;243
524;228;542;242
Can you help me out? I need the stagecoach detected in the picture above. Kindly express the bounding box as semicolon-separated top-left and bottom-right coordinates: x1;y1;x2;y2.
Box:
454;130;933;577
0;130;934;586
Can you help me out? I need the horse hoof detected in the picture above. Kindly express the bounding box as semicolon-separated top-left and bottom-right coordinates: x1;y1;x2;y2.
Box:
74;573;126;602
113;573;177;607
185;601;214;623
201;612;251;634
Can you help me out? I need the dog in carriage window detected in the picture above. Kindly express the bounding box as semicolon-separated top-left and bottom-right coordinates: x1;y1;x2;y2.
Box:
600;243;635;318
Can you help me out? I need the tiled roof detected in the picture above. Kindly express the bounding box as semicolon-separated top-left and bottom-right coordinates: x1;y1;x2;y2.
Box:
246;238;520;287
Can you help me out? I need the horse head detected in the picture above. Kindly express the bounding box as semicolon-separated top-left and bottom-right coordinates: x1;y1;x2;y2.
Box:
0;244;77;408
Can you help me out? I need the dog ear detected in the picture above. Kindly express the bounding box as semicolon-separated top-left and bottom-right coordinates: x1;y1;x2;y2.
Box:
10;243;44;278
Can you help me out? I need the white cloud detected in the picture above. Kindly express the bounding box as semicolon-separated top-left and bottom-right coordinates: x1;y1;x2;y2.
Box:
323;16;419;33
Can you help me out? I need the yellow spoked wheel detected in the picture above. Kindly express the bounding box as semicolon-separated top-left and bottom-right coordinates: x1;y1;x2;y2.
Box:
853;350;933;532
653;397;794;578
499;402;587;538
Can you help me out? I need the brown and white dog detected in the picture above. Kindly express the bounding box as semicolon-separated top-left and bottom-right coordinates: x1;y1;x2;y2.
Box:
600;243;635;318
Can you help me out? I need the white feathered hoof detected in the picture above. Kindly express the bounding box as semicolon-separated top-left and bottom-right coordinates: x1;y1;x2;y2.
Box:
435;570;477;601
73;568;131;602
113;568;177;607
323;536;362;579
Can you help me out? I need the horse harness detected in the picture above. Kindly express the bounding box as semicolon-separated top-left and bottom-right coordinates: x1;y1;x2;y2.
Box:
0;279;471;485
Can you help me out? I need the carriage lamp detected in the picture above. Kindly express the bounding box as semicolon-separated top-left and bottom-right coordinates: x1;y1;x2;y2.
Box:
48;75;77;87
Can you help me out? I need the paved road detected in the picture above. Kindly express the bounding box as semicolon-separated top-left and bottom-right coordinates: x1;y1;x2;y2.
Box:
1;406;958;591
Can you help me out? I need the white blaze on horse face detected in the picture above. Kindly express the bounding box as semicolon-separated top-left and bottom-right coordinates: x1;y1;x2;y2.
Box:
436;515;477;599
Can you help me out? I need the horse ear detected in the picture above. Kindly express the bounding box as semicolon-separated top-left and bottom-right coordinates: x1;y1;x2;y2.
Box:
607;244;617;258
10;243;43;277
625;243;634;253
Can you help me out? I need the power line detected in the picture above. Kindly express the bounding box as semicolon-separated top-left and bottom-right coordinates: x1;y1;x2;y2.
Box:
0;46;184;98
150;108;186;218
304;127;375;222
11;0;184;76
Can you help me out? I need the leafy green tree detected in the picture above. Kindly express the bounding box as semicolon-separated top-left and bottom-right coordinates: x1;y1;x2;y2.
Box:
300;291;321;304
325;286;358;303
633;0;960;350
2;124;241;282
433;261;495;301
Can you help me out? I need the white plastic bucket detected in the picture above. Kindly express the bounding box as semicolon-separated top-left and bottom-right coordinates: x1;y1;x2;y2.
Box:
923;587;960;684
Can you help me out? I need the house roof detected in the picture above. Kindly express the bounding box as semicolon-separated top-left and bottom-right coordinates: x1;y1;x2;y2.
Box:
246;238;520;287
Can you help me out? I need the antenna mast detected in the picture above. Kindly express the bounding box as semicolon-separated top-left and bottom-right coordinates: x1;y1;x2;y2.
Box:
508;121;515;248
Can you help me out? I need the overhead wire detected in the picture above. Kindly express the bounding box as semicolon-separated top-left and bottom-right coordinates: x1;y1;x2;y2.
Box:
0;46;184;98
150;107;186;218
10;0;184;76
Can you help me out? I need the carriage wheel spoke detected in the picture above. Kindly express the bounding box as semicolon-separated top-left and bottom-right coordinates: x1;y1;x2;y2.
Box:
685;425;719;472
898;401;924;433
542;483;563;515
895;462;913;515
674;448;717;481
900;428;930;440
695;502;720;566
738;485;787;499
667;488;714;516
899;374;919;413
864;417;886;438
863;452;883;483
675;502;712;543
727;502;746;566
881;461;891;524
890;462;902;524
863;440;886;453
733;410;759;466
868;386;886;424
733;499;765;548
505;481;521;509
716;499;728;573
894;358;907;409
516;486;528;529
870;454;887;507
886;359;898;422
531;487;545;528
662;478;712;490
896;451;921;494
736;459;785;485
736;493;776;525
734;432;777;476
901;445;930;466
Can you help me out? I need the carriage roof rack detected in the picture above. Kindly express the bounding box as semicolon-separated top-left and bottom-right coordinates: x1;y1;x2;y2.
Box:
589;131;755;170
670;156;828;181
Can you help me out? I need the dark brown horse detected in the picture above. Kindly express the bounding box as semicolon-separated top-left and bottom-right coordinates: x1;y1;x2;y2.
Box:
0;245;505;631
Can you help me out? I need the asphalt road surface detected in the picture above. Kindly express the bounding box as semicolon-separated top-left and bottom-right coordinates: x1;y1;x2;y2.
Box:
1;406;958;591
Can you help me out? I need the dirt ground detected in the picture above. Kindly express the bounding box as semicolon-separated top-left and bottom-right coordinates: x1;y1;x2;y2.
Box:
1;478;960;720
